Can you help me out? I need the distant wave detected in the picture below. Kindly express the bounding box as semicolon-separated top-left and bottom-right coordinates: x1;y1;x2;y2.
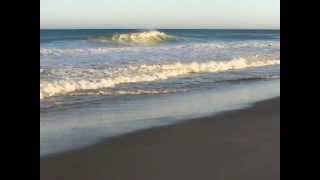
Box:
40;58;280;99
93;30;175;45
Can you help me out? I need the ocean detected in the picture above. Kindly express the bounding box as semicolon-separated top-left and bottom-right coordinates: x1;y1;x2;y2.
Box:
40;29;280;156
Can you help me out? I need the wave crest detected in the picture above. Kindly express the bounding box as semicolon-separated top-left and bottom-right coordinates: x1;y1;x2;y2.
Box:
40;58;280;99
95;31;174;44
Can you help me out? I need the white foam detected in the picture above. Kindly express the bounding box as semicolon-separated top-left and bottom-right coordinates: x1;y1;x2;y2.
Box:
96;30;174;44
40;41;280;57
69;88;186;97
40;58;280;99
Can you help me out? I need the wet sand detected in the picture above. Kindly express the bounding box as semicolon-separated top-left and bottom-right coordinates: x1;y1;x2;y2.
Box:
41;97;280;180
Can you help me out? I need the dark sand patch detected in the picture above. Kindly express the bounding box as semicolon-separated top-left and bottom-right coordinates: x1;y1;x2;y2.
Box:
41;97;280;180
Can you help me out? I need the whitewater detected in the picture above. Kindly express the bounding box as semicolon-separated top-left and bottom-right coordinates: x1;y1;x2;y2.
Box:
40;58;279;99
40;30;280;105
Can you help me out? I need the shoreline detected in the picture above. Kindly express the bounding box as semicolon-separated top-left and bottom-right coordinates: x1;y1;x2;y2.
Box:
41;97;280;180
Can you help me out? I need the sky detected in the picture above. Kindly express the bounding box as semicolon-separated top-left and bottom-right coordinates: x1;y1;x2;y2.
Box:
40;0;280;29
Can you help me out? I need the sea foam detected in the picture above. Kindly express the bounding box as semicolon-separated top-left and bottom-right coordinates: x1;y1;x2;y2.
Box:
40;58;280;99
40;41;280;57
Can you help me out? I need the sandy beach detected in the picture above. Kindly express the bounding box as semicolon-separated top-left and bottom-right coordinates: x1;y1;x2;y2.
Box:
40;97;280;180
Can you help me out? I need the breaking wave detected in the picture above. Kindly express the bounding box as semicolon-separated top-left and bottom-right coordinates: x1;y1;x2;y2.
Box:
94;31;175;45
40;58;280;99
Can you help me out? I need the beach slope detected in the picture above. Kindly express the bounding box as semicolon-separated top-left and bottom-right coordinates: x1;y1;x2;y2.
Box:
41;97;280;180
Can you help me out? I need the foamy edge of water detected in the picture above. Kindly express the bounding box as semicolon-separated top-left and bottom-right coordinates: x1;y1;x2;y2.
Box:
40;58;280;99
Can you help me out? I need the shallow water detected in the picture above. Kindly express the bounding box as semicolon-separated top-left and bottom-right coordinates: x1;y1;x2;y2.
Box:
40;29;280;156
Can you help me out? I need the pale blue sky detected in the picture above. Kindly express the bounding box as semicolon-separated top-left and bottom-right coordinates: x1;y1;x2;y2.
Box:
40;0;280;29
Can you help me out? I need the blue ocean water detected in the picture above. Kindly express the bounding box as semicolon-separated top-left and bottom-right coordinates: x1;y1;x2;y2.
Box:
40;29;280;156
41;29;279;43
